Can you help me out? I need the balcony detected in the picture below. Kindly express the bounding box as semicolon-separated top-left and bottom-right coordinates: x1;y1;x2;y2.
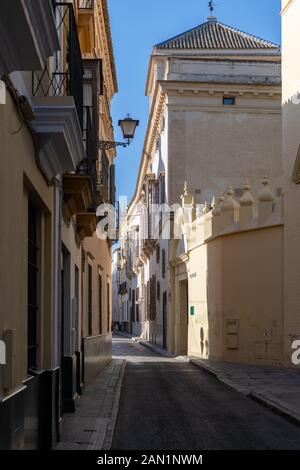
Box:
63;106;97;220
83;58;103;133
110;164;116;206
77;107;98;199
119;282;127;295
77;0;95;54
33;96;85;181
32;3;85;181
109;201;120;243
76;212;97;240
33;3;84;127
0;0;60;77
97;149;110;203
62;173;93;221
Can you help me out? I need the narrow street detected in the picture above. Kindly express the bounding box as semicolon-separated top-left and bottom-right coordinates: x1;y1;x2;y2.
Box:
112;337;300;450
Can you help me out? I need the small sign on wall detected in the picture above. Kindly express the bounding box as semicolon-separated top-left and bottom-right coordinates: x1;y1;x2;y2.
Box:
226;319;239;350
190;306;195;316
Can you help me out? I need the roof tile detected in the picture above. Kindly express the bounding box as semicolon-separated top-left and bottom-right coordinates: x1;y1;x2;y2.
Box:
155;19;279;51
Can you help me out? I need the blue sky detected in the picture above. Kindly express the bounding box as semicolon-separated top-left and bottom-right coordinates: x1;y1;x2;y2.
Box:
108;0;281;201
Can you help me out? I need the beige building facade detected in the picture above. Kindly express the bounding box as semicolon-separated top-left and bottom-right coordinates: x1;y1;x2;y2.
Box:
0;0;117;450
281;0;300;364
170;180;284;364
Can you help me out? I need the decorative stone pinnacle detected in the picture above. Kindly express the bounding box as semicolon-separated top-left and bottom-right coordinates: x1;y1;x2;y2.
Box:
221;186;240;213
259;176;275;203
244;180;250;191
262;176;269;187
227;186;234;197
240;180;254;207
184;181;188;195
203;201;209;214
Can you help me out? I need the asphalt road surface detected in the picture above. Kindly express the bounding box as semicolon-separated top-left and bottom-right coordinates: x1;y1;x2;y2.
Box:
111;336;300;450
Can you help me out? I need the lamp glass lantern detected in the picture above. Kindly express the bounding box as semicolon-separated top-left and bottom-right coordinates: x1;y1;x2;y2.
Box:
118;115;139;142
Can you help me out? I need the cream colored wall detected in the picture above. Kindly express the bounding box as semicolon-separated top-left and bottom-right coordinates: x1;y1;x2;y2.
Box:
218;228;282;364
0;88;54;395
168;95;282;205
82;235;112;337
187;226;284;365
79;0;115;342
187;243;210;358
61;219;82;354
282;0;300;364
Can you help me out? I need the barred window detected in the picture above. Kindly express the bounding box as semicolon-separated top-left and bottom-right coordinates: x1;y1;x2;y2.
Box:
157;281;161;301
162;249;166;278
156;244;160;263
160;174;166;204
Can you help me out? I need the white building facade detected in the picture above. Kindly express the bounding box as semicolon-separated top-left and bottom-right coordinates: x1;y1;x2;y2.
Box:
119;15;282;352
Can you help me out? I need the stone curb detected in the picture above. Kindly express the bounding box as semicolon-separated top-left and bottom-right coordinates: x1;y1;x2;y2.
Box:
249;392;300;428
137;340;176;358
95;359;127;450
190;359;300;427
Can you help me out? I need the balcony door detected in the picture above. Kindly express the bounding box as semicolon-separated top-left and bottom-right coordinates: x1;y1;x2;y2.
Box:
27;202;39;371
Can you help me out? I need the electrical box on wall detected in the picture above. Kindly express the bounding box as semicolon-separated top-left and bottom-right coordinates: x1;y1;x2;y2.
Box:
226;320;239;350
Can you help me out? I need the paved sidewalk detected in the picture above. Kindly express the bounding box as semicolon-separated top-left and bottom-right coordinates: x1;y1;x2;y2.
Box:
190;358;300;425
56;359;126;450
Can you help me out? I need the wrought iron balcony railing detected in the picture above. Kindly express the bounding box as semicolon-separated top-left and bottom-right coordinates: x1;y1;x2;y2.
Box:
98;149;109;199
33;2;84;129
78;0;94;9
110;164;116;206
77;106;98;204
118;282;127;295
111;201;120;243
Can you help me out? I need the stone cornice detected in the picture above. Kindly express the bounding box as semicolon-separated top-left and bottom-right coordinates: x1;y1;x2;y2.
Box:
98;0;118;96
0;0;60;77
169;253;189;267
159;80;281;95
146;52;281;99
153;49;281;59
281;0;296;16
33;96;85;182
127;84;166;215
167;104;281;115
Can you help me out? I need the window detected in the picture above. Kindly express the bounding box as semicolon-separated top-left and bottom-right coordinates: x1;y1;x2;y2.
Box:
156;244;160;263
98;274;102;335
160;174;166;204
156;136;160;153
146;279;151;320
75;266;79;351
131;289;135;323
107;282;110;333
150;276;157;321
88;265;92;336
136;305;140;323
223;97;235;106
162;249;166;278
27;202;39;371
157;281;161;301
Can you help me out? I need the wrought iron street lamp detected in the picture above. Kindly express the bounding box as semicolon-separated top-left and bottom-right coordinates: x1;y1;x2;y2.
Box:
98;114;139;151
